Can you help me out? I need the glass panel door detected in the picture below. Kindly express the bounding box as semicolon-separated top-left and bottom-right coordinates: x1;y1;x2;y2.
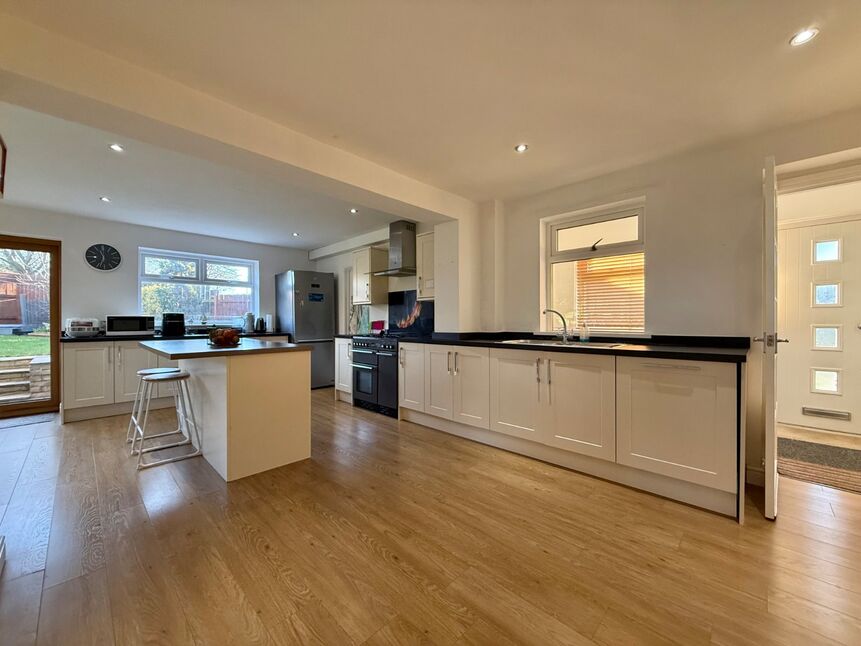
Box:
0;235;60;417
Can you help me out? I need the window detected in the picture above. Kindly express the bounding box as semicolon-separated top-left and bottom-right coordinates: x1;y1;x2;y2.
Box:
544;201;644;334
811;368;841;395
138;248;258;324
812;282;841;307
812;239;841;263
812;325;841;350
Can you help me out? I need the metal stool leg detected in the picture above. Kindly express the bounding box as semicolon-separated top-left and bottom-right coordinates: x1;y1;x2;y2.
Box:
136;375;201;470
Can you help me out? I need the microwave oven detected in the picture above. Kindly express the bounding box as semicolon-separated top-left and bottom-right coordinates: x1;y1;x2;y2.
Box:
105;315;156;336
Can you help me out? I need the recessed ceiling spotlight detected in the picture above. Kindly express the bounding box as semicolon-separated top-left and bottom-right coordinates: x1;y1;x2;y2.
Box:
514;143;529;153
109;143;124;152
790;27;819;46
350;208;358;215
99;196;111;203
292;232;300;237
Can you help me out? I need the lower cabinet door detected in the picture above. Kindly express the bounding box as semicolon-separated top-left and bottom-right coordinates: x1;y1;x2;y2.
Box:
489;348;542;440
541;352;616;461
335;338;353;393
424;345;454;420
115;341;158;403
62;343;114;409
452;347;490;429
398;343;425;412
616;357;737;492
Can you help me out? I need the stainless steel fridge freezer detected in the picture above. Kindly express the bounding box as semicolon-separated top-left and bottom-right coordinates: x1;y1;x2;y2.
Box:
275;270;336;388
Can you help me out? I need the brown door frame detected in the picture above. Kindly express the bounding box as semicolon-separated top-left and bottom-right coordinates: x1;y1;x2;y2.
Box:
0;234;61;418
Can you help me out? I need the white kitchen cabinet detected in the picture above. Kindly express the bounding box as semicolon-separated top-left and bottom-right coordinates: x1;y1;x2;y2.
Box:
335;337;353;394
489;348;542;441
542;352;615;461
424;345;454;419
616;357;737;492
114;340;158;403
416;233;435;300
351;247;388;305
451;346;490;429
398;342;425;412
62;342;114;409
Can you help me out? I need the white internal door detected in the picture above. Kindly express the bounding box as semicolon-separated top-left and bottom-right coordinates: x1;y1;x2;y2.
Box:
778;219;860;434
761;156;781;520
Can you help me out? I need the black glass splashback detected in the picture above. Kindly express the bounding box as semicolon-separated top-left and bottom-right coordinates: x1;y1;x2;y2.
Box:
387;290;434;337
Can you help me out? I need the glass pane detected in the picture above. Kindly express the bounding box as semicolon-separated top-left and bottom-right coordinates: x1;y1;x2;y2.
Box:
814;240;840;263
813;327;839;349
550;261;576;329
813;283;839;305
813;369;839;393
0;247;52;404
556;215;639;252
143;255;197;278
205;261;250;283
141;281;252;323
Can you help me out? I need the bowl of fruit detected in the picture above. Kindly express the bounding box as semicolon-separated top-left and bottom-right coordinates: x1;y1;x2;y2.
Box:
208;327;241;347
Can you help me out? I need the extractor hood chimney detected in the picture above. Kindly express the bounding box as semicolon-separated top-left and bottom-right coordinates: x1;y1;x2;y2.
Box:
373;220;417;277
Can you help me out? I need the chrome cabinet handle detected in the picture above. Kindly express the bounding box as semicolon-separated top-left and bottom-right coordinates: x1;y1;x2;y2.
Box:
351;364;375;370
117;345;122;368
453;352;459;376
546;360;551;386
399;347;405;366
447;351;452;374
377;352;396;357
536;358;542;402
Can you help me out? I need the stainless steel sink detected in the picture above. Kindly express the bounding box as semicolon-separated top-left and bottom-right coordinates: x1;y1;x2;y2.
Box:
499;339;620;349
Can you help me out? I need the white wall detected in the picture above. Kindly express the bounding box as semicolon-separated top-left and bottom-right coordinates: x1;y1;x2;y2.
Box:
499;106;861;475
0;202;313;322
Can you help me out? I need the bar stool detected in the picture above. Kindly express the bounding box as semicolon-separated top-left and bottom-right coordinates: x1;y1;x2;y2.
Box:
130;371;202;470
126;367;181;444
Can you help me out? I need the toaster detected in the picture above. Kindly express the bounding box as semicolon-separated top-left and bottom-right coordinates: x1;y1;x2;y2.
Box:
65;318;102;338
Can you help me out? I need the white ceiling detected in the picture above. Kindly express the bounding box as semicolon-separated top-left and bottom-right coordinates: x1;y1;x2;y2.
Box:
779;180;861;223
0;102;402;249
2;1;860;201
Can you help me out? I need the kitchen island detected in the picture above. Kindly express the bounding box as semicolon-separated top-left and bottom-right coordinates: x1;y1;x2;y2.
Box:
140;338;311;481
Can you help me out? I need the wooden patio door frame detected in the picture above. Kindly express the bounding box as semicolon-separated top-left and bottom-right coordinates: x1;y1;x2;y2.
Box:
0;234;61;418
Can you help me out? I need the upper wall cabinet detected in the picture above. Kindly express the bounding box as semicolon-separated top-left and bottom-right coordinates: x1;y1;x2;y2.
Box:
416;233;435;301
352;247;388;305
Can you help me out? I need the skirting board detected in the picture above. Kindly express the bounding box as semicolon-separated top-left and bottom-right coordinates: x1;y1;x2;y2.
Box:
746;465;766;487
61;397;175;423
401;408;739;519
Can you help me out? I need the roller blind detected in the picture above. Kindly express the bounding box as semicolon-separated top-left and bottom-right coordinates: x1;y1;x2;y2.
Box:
571;252;644;333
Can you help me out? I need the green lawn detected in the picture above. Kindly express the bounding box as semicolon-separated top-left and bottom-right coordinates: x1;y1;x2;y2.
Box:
0;335;51;358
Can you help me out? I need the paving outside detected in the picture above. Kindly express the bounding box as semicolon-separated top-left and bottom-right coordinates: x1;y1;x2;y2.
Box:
0;335;51;404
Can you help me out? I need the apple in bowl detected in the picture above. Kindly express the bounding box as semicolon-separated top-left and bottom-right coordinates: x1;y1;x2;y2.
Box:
209;327;241;347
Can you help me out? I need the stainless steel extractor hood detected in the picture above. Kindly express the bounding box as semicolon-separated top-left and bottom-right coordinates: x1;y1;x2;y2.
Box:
373;220;417;277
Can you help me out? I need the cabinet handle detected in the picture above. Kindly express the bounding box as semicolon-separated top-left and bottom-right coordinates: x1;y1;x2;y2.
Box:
347;342;352;359
642;363;702;371
377;352;396;357
117;345;122;369
546;360;551;402
453;352;459;376
399;347;405;366
536;358;542;401
447;351;452;374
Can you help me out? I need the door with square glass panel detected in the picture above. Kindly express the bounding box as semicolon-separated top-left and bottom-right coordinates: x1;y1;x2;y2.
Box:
0;235;60;417
777;219;861;434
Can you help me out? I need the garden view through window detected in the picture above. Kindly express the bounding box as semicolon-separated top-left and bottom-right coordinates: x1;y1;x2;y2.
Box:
139;248;258;324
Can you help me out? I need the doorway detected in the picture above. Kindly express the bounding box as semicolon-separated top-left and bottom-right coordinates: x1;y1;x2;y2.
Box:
774;177;861;493
0;234;60;418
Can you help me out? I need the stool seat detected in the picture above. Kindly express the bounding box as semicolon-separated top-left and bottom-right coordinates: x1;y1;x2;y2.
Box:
137;367;180;377
142;370;190;383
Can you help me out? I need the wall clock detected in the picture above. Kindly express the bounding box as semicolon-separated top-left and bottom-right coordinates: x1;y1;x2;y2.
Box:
85;243;122;271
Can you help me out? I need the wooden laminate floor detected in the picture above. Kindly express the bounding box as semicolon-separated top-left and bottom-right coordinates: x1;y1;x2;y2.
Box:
1;389;860;645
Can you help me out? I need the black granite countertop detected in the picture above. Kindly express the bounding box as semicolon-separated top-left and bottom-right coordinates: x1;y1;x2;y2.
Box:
337;333;749;363
61;331;290;343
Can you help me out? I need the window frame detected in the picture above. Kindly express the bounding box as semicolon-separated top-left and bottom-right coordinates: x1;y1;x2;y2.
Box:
543;199;645;335
811;237;842;264
138;247;259;324
810;367;842;395
811;281;842;308
811;324;842;351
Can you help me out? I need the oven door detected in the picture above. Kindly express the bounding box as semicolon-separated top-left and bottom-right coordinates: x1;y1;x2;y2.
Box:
352;362;378;405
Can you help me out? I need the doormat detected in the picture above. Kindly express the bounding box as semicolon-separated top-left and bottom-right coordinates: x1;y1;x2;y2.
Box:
778;437;861;494
0;413;57;429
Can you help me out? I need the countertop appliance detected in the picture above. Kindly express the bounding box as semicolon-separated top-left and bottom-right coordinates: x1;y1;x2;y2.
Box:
373;220;416;277
105;315;155;337
161;312;186;337
351;335;398;417
275;270;335;388
64;318;101;338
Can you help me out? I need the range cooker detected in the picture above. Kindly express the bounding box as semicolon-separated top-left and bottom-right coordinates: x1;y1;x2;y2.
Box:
351;335;399;417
